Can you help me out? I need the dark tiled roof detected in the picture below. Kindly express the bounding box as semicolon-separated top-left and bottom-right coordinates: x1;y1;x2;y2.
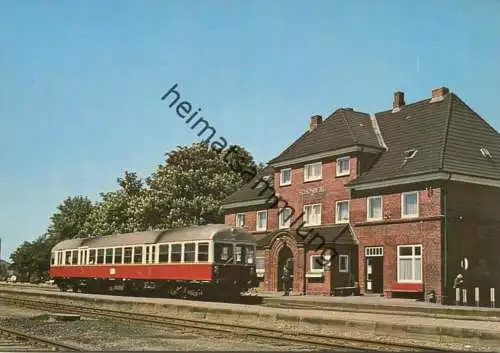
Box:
221;166;275;206
349;93;500;186
257;224;356;249
269;109;384;164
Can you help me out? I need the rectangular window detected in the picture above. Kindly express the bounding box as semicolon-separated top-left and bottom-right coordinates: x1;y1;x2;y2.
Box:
158;244;169;263
123;247;132;264
114;248;123;264
89;249;96;265
152;245;156;263
339;255;349;273
245;246;255;264
235;213;245;228
256;210;267;231
96;249;104;264
197;243;209;262
133;246;143;264
335;200;350;223
310;255;325;272
184;243;196;262
303;204;322;226
304;162;322;182
367;196;383;221
51;253;55;266
171;244;182;262
280;168;292;186
106;248;113;264
145;246;150;264
336;157;350;176
64;251;71;265
402;192;419;218
235;245;243;263
256;257;265;271
279;207;292;229
397;245;422;282
71;250;78;265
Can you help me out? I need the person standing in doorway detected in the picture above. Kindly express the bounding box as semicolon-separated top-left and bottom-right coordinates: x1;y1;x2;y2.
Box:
281;264;291;296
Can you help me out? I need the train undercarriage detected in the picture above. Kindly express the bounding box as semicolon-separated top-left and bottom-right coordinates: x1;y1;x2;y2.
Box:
53;277;255;300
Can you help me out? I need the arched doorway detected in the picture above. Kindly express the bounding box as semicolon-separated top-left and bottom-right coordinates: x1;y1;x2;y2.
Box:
277;246;294;291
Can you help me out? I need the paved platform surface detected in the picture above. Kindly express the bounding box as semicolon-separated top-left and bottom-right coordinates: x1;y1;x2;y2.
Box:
257;291;500;317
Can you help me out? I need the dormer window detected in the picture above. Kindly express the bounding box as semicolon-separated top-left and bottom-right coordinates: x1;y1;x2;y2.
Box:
336;157;350;177
404;149;418;159
280;168;292;186
304;162;322;182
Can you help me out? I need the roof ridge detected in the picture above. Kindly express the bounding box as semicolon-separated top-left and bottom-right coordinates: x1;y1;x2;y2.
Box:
339;110;358;144
439;94;454;171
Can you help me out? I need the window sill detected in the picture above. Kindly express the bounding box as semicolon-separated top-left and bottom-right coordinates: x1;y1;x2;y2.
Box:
303;178;322;183
280;182;292;187
336;173;350;178
306;272;324;278
335;220;350;224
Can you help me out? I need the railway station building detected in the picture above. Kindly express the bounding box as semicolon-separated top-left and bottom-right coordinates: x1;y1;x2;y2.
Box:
221;87;500;305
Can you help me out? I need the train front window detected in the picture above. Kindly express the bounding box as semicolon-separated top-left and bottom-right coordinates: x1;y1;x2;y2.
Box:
214;243;234;263
246;246;255;264
184;243;195;262
124;247;132;264
235;245;255;264
197;243;209;262
171;244;182;262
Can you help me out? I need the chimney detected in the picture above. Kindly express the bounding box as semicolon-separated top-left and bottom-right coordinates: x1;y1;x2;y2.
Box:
392;91;405;112
310;115;322;131
430;87;449;102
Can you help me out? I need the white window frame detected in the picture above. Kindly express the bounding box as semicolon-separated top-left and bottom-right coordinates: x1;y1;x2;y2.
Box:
339;254;349;273
235;213;246;227
256;210;268;232
401;191;419;218
303;203;322;227
335;200;350;224
255;256;265;276
397;244;422;283
367;196;383;221
336;156;350;177
310;255;325;272
279;207;292;229
304;162;322;182
280;168;292;186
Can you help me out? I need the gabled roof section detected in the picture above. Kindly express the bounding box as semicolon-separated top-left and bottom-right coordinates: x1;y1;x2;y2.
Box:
348;92;500;187
269;109;385;165
221;165;275;208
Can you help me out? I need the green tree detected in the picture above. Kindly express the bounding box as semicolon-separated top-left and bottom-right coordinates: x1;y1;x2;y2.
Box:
49;196;94;242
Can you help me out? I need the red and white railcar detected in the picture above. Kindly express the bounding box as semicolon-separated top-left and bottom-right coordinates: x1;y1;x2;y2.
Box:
49;224;258;298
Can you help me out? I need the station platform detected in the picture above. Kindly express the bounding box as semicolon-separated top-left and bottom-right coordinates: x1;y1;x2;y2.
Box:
256;291;500;319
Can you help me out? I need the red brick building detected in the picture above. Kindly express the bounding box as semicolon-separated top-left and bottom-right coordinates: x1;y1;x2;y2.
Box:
221;87;500;305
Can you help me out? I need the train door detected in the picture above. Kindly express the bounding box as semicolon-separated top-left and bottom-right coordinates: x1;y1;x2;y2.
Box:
365;247;384;294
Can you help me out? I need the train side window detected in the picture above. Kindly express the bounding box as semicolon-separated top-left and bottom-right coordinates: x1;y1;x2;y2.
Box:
65;251;72;265
124;247;132;264
152;245;156;263
105;248;113;264
89;250;96;264
71;250;78;265
145;246;150;264
133;246;143;263
184;243;195;262
114;248;123;264
84;250;88;265
97;249;105;264
197;243;209;262
158;244;169;263
50;253;55;266
171;244;182;263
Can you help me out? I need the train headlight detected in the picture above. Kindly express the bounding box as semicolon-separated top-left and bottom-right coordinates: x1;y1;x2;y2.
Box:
213;265;220;277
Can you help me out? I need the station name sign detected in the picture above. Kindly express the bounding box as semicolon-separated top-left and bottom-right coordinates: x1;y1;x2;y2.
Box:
298;186;326;196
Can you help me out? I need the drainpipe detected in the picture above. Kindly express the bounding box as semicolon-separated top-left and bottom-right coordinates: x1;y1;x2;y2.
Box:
303;243;307;295
443;174;452;304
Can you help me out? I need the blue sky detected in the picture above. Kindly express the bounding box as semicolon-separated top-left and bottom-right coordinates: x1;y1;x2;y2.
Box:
1;0;499;259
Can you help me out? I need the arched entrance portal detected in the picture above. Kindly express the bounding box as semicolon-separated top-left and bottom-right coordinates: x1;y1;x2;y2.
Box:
277;246;294;291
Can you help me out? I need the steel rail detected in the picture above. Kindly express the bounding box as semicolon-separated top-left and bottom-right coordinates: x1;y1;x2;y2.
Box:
0;296;460;352
0;325;81;351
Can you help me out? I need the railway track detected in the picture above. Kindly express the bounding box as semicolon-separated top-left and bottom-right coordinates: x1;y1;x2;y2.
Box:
0;325;80;351
0;296;459;352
